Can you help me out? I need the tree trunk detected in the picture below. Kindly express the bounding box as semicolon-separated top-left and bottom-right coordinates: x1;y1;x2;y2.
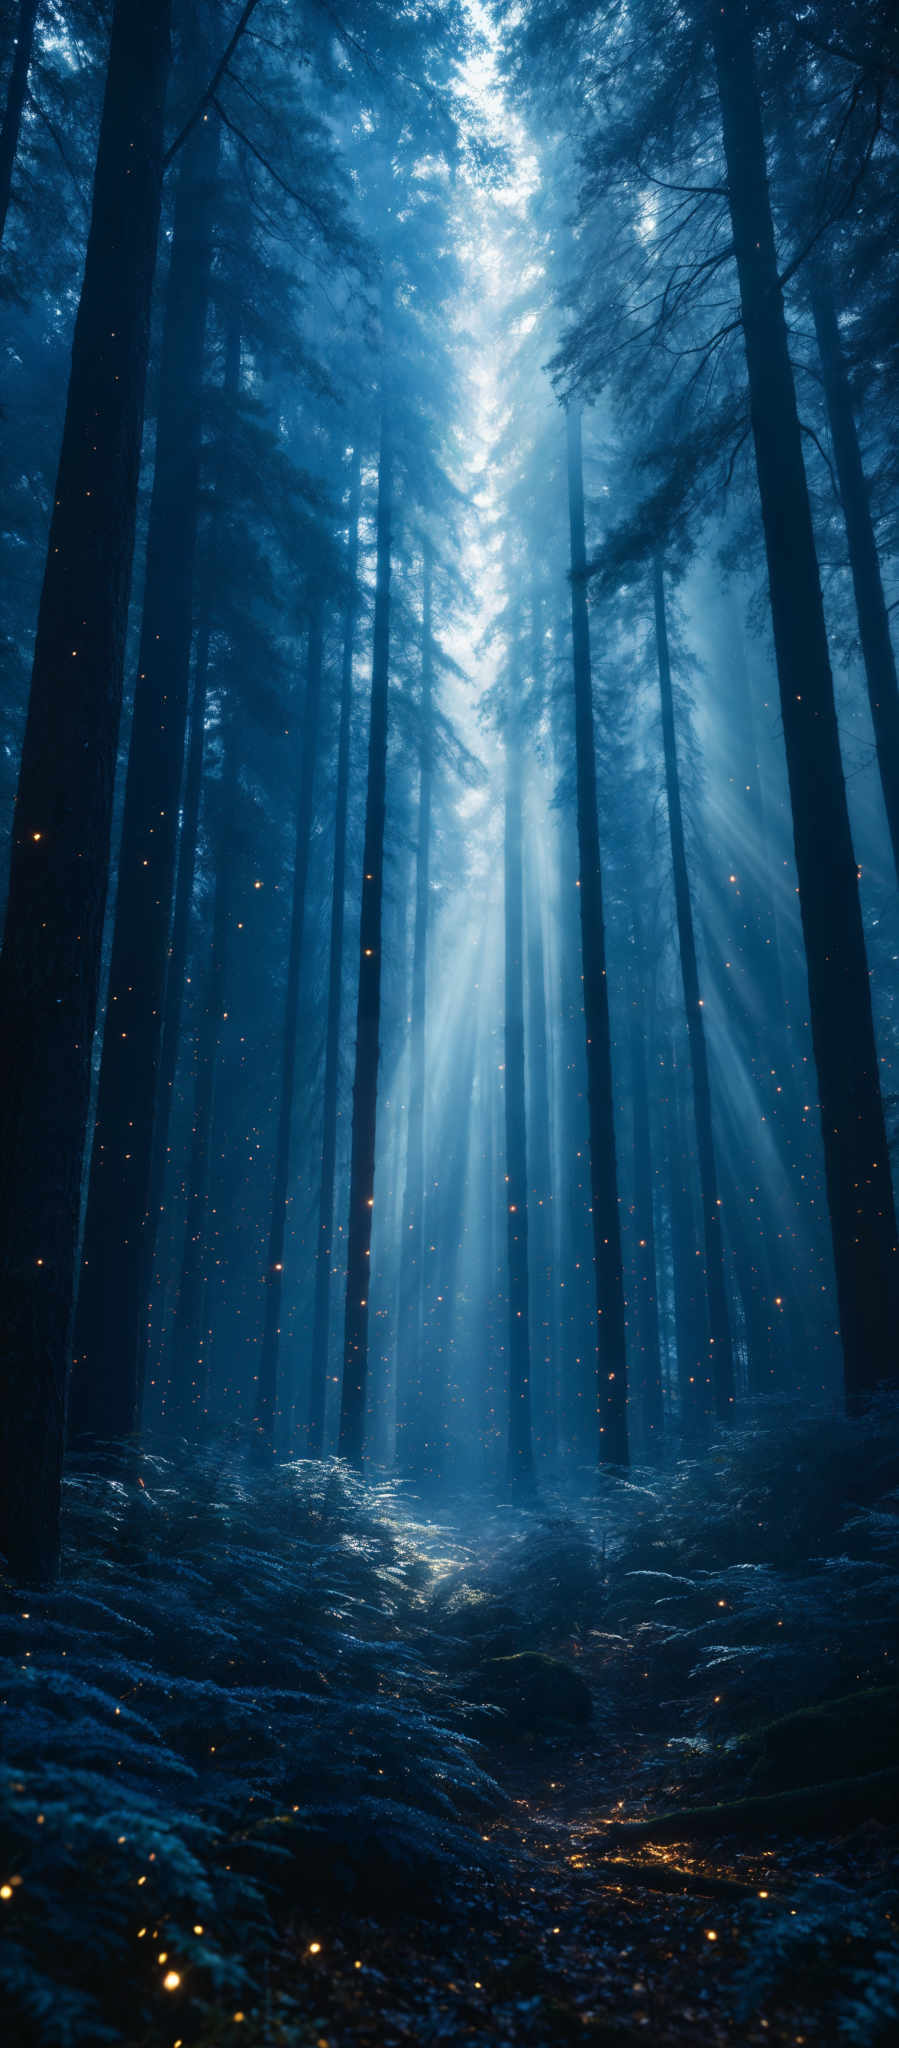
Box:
397;536;434;1474
256;595;325;1440
69;94;218;1444
525;583;555;1459
653;552;735;1423
423;993;478;1480
0;0;39;245
307;446;361;1456
566;403;629;1466
504;690;535;1491
711;0;899;1408
664;1036;709;1434
553;737;594;1461
526;828;555;1460
144;314;242;1307
0;0;171;1582
338;405;393;1466
628;919;663;1453
165;723;238;1430
809;259;899;887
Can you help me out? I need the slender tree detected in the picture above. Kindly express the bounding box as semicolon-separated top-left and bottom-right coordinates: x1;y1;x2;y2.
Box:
69;92;219;1443
0;0;38;245
339;403;393;1465
566;404;629;1465
144;315;242;1301
808;257;899;887
308;446;361;1455
396;536;434;1474
166;720;239;1429
525;829;555;1458
0;0;172;1581
663;1034;708;1430
257;593;326;1440
710;0;899;1408
653;553;735;1424
503;674;535;1490
628;916;664;1451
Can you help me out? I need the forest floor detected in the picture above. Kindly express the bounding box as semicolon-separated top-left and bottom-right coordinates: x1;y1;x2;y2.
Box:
2;1408;899;2046
257;1479;899;2048
273;1728;899;2048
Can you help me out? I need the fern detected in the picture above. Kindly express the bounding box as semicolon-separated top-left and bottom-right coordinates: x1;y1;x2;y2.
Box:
0;1448;500;2045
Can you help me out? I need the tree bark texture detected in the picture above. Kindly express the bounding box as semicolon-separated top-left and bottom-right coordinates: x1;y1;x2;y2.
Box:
256;595;325;1439
504;691;535;1490
566;403;629;1465
0;0;39;244
397;537;434;1474
654;553;736;1423
69;98;219;1444
711;0;899;1408
307;447;361;1455
0;0;171;1580
338;406;393;1465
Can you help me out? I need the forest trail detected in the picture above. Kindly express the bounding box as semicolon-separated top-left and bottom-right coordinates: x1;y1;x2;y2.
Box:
263;1564;893;2048
2;1426;898;2044
251;1456;899;2048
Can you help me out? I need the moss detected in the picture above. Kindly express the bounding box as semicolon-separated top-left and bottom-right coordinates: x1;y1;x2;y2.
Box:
595;1763;899;1845
746;1685;899;1790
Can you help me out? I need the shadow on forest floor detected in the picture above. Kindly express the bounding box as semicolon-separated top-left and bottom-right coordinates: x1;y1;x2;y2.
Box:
2;1400;899;2044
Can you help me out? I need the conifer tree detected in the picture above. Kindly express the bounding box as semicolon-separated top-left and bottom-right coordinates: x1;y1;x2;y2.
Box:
0;0;172;1579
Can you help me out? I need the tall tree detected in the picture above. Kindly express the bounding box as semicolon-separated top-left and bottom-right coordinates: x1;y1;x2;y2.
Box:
166;718;239;1429
710;0;899;1408
0;0;172;1580
628;915;664;1451
503;672;535;1490
0;0;39;245
256;593;326;1440
396;536;435;1475
338;402;393;1465
69;87;219;1443
144;313;242;1303
566;404;629;1465
308;446;361;1456
653;554;735;1424
807;254;899;888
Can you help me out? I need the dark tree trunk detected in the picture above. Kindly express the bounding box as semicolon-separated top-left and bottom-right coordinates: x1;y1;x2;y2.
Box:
0;0;171;1582
144;315;242;1307
525;581;555;1459
422;994;478;1480
166;723;238;1429
711;0;899;1408
628;920;663;1453
504;694;535;1490
553;741;595;1460
0;0;38;244
397;536;434;1475
256;596;326;1440
338;406;393;1466
69;97;218;1444
653;553;735;1423
566;404;629;1466
717;1149;777;1397
663;1037;708;1434
525;829;555;1460
809;261;899;887
308;446;361;1456
477;1025;502;1473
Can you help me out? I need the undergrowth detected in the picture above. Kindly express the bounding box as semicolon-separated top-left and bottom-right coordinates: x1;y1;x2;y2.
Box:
2;1403;898;2044
0;1447;497;2046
